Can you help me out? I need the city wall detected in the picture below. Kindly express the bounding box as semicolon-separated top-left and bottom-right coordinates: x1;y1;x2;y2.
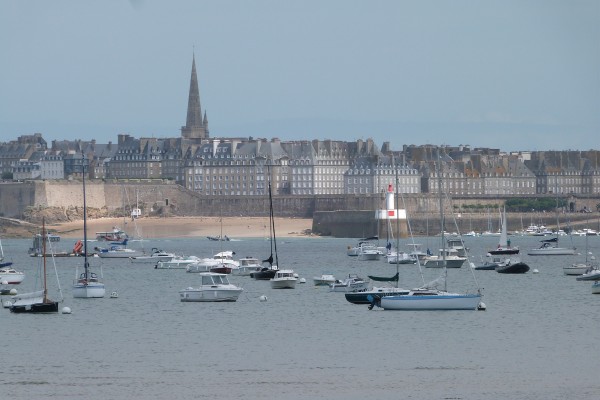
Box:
1;181;598;238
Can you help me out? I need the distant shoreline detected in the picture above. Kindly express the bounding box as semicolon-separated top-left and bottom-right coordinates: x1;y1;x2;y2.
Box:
43;216;315;239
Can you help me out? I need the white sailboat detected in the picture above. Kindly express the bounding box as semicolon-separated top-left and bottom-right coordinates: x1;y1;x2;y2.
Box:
73;153;106;299
488;207;519;255
376;152;483;311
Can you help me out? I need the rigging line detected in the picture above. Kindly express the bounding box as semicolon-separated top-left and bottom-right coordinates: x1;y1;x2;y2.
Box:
441;184;481;288
395;163;425;286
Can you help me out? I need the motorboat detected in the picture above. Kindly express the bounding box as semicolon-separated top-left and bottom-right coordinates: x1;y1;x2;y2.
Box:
347;236;379;256
179;272;243;302
592;281;600;294
329;275;369;292
155;256;201;269
527;238;576;256
97;245;144;259
270;269;297;289
231;256;262;276
186;251;239;273
28;232;69;257
385;250;415;264
446;238;469;257
0;267;25;284
357;243;381;261
495;259;530;274
473;255;507;271
406;243;428;262
423;248;467;268
96;227;128;242
313;274;337;286
130;248;175;263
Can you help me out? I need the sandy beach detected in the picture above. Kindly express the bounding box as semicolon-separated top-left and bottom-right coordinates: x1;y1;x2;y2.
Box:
45;216;314;239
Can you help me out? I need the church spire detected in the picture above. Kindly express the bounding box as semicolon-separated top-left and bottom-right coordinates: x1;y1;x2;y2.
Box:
181;53;208;139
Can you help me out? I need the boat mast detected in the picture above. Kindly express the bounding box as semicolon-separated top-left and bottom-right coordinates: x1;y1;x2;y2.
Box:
268;162;279;268
436;149;447;291
394;156;400;289
42;218;48;303
82;151;89;281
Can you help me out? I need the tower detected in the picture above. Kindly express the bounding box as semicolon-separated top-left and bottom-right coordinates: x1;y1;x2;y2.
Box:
181;54;209;139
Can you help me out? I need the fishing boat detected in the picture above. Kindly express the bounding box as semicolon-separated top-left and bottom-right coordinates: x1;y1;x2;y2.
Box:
28;232;69;257
96;227;128;242
270;269;297;289
10;220;62;313
231;256;262;276
179;272;243;302
73;153;106;299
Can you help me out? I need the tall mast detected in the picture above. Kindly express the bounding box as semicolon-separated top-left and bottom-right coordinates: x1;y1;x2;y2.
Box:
42;218;48;302
436;149;447;291
82;152;89;280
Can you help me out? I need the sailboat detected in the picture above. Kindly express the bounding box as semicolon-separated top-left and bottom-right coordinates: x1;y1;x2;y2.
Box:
73;153;106;298
488;206;519;255
374;152;483;311
564;232;595;275
251;174;281;281
265;171;297;289
10;219;62;313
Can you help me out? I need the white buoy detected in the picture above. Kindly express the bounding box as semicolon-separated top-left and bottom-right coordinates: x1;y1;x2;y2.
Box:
533;269;539;274
1;280;8;285
477;302;487;311
110;291;119;298
61;306;72;314
9;288;17;295
259;295;268;302
3;300;12;308
469;262;476;269
299;278;306;284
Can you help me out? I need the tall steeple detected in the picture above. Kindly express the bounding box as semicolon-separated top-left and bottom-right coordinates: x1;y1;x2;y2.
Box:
181;54;208;139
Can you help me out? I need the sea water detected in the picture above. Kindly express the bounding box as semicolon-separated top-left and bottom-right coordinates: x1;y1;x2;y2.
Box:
1;234;599;399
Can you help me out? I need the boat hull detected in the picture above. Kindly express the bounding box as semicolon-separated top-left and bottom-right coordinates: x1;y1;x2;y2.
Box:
179;288;242;302
380;293;482;310
345;288;410;304
10;301;59;313
488;249;520;255
563;264;589;275
250;269;277;280
496;262;530;274
73;282;106;298
270;278;297;289
527;247;576;256
592;282;600;294
423;257;466;268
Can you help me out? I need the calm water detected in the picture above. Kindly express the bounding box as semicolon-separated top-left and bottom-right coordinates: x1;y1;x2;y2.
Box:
1;234;599;400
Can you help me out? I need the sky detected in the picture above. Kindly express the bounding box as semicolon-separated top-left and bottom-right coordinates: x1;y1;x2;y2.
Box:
1;0;598;152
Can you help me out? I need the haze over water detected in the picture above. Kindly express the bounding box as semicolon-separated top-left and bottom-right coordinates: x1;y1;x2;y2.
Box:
1;234;598;399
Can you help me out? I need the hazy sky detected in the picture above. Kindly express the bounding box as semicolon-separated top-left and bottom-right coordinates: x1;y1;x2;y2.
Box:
1;1;598;152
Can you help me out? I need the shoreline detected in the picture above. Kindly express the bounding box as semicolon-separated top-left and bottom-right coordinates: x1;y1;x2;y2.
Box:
44;216;315;239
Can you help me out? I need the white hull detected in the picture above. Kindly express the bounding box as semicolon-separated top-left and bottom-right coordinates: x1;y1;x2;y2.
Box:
98;249;144;258
380;292;482;310
130;255;174;263
358;251;380;261
423;256;466;268
528;247;576;256
179;272;243;302
563;264;589;275
270;278;297;289
73;282;106;298
179;287;243;302
270;269;297;289
0;269;25;284
313;274;336;286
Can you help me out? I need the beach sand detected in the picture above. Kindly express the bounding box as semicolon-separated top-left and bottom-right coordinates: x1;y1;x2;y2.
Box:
46;216;314;239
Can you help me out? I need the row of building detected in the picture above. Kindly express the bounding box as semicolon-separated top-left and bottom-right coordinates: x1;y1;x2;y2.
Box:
2;55;599;197
3;132;600;197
